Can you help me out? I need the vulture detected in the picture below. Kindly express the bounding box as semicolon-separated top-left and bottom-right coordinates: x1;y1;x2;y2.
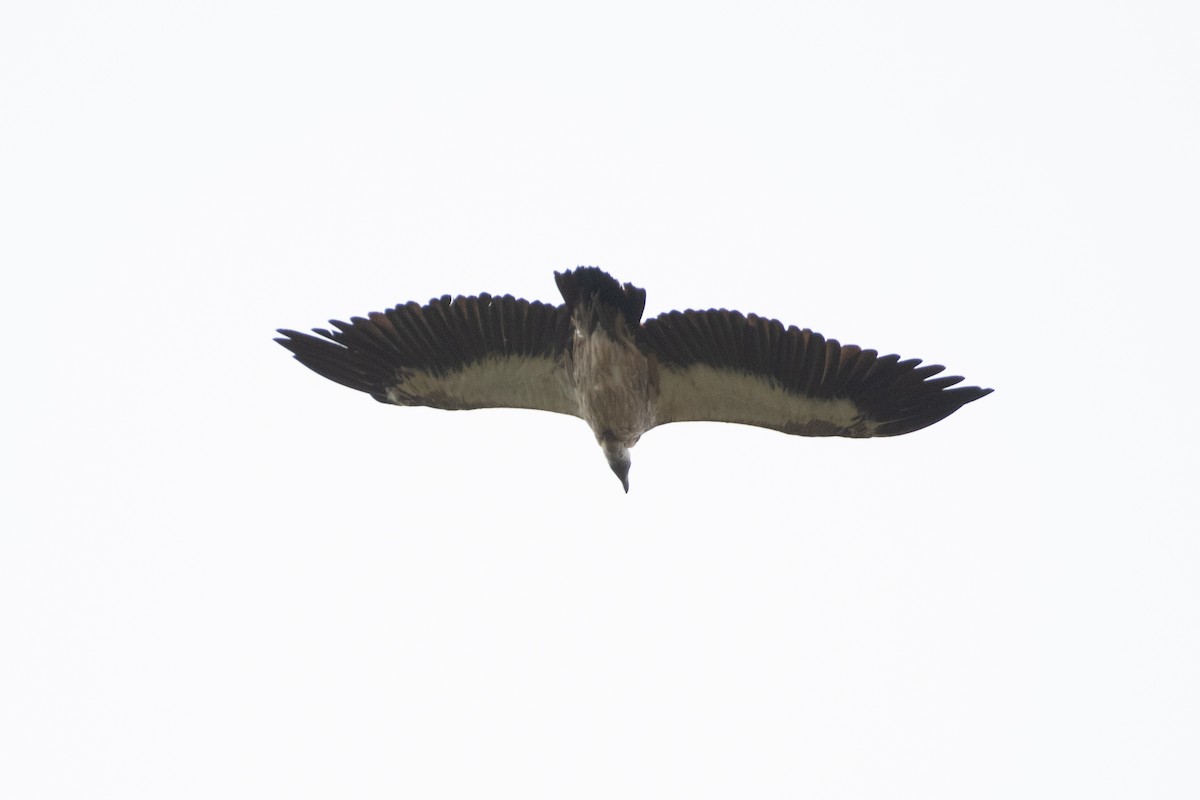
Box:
276;268;991;492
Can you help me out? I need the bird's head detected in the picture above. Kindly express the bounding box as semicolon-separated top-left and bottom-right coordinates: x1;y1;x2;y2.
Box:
600;434;632;493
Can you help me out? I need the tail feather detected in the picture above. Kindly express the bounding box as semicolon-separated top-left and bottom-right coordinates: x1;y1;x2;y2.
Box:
554;267;646;330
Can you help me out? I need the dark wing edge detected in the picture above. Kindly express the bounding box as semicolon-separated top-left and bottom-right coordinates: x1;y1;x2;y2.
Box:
641;309;992;437
276;294;578;416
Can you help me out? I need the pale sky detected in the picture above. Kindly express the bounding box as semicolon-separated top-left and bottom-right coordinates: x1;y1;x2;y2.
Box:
3;2;1198;798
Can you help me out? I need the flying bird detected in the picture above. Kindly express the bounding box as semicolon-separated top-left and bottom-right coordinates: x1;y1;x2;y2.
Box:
276;268;991;492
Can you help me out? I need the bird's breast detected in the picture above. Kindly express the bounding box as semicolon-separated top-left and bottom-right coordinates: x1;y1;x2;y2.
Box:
570;326;658;446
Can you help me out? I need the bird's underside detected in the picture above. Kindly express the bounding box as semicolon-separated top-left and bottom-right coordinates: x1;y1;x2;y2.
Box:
276;267;992;491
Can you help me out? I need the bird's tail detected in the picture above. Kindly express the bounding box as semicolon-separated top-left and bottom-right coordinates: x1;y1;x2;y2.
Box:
554;267;646;332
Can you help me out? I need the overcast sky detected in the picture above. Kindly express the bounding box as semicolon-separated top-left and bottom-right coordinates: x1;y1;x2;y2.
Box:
3;2;1197;798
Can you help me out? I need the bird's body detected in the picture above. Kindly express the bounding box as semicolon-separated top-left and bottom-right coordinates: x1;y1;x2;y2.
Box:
570;322;655;441
277;268;991;491
557;271;658;489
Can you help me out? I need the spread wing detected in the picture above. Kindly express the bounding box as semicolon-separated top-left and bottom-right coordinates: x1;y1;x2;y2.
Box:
641;309;991;437
276;293;579;416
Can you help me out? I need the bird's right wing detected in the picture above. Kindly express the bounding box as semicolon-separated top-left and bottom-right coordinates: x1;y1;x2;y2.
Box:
276;294;580;416
641;309;991;437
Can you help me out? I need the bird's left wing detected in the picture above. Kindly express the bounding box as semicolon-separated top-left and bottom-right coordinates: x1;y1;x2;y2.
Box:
641;309;990;437
276;294;579;416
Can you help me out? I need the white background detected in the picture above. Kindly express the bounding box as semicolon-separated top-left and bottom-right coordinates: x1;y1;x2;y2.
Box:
3;2;1197;797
